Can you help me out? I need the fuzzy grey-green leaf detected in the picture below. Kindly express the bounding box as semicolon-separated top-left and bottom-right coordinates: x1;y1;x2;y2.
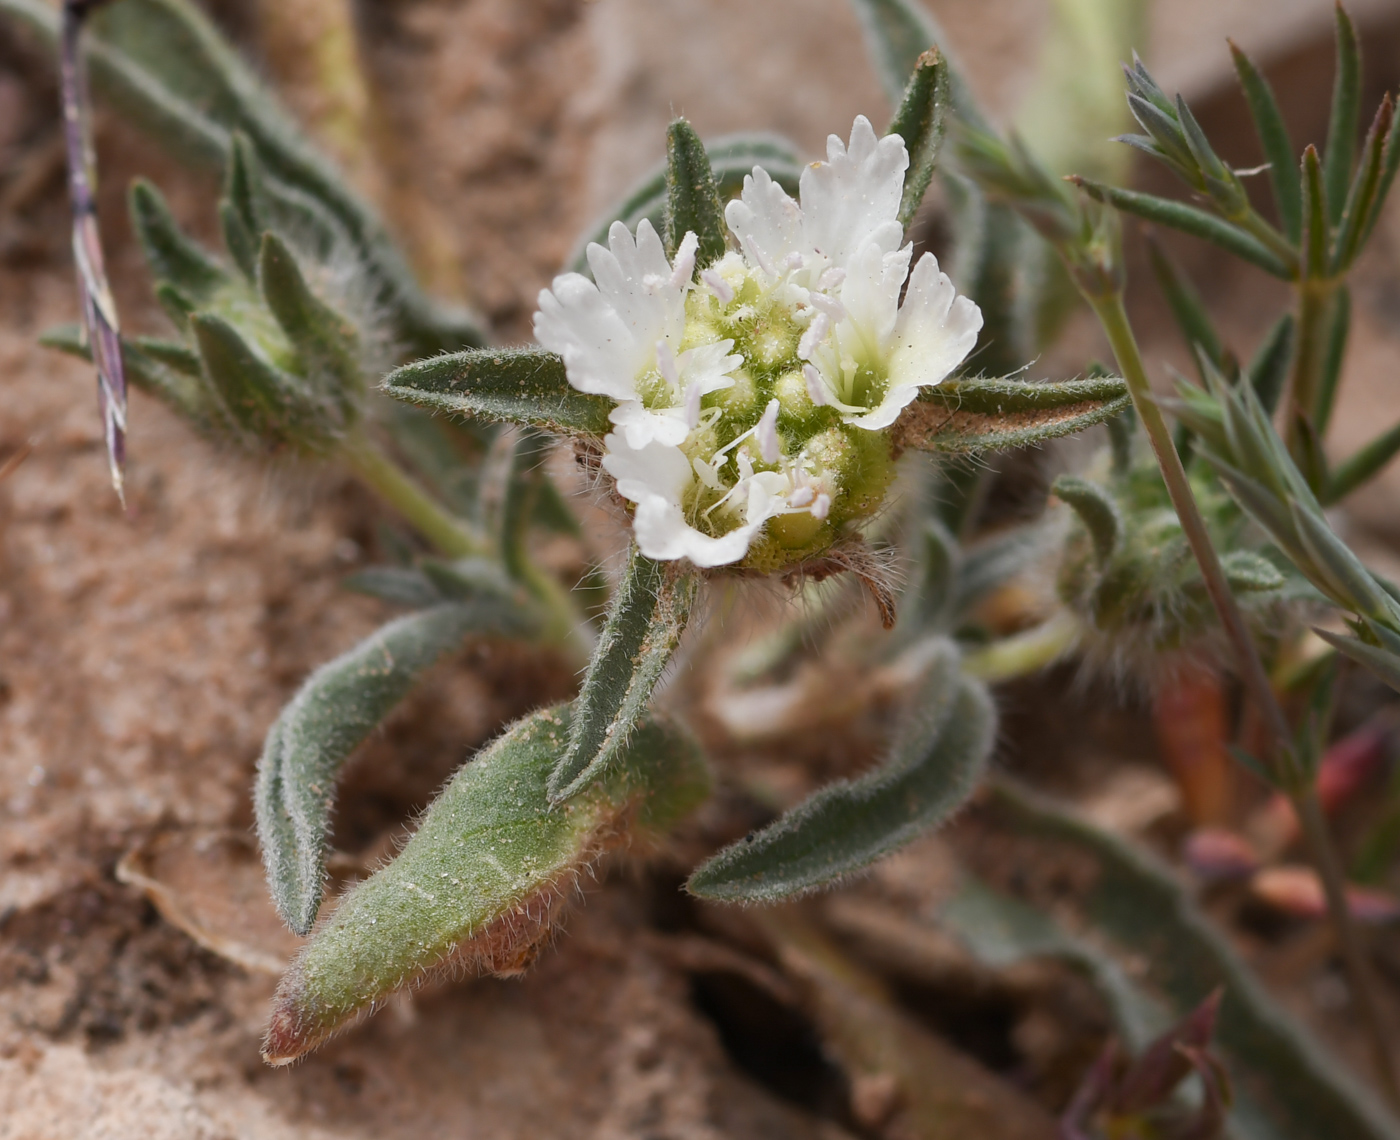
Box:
893;374;1131;453
888;47;950;228
263;705;709;1064
384;349;613;435
550;549;697;801
1053;474;1121;568
256;599;537;937
130;179;228;300
688;640;993;901
664;118;727;267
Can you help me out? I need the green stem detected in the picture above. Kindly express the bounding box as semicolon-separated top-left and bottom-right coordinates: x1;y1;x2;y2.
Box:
962;611;1081;682
1087;288;1400;1106
340;431;488;559
1236;208;1301;274
1285;276;1338;456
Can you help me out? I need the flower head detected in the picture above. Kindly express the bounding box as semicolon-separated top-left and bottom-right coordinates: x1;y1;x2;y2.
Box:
534;116;983;571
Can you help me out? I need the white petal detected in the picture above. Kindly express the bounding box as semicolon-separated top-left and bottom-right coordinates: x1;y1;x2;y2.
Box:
533;275;644;400
602;431;692;505
608;402;690;450
677;339;742;395
756;398;781;463
835;239;911;358
588;219;683;350
633;496;762;568
725;166;804;275
799;116;908;268
840;383;922;431
888;251;983;390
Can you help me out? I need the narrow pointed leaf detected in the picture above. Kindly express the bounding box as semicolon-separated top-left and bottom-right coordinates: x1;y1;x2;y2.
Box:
263;706;709;1063
990;780;1400;1140
1052;475;1121;567
889;47;950;228
845;0;940;107
190;312;323;447
154;281;195;330
664;118;727;267
217;198;258;280
1301;145;1329;280
1316;629;1400;696
256;598;538;937
384;349;612;435
341;565;444;609
226;131;268;237
550;548;696;801
1246;313;1296;415
1290;501;1396;619
567;133;802;274
1359;103;1400;251
1147;234;1226;377
941;878;1167;1052
1332;98;1393;272
1312;285;1351;439
129;178;227;299
1072;178;1293;279
894;374;1131;453
688;641;993;901
1126;95;1196;182
1324;2;1362;227
1231;40;1302;242
259;231;361;404
1326;419;1400;504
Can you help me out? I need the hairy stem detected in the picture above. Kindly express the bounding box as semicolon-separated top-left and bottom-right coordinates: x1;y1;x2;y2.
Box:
340;431;488;558
1285;276;1337;456
1087;289;1400;1105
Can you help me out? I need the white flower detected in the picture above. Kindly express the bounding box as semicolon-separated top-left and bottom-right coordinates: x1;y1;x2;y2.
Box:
533;116;983;570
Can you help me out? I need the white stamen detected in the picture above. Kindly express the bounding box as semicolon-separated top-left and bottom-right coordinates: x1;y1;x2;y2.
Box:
669;231;699;289
692;457;723;490
787;486;814;508
736;449;755;480
684;380;703;428
700;267;734;305
818;267;846;290
783;250;804;272
803;364;829;407
757;399;780;463
655;340;680;390
811;493;831;520
798;311;829;359
808;292;846;321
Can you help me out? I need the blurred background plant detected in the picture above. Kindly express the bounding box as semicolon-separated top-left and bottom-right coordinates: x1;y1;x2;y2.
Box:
7;0;1400;1137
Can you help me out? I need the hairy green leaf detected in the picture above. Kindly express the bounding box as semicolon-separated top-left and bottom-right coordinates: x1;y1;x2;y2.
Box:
989;781;1400;1140
1231;40;1302;243
189;312;325;449
257;598;537;937
664;118;727;267
893;374;1131;453
1301;145;1329;281
263;705;709;1064
341;566;444;609
1332;99;1394;273
129;179;228;300
1314;285;1352;437
567;133;802;274
1324;2;1362;228
1073;177;1294;279
1052;474;1121;568
550;549;697;801
888;47;950;227
259;232;361;408
384;349;612;435
688;640;993;901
